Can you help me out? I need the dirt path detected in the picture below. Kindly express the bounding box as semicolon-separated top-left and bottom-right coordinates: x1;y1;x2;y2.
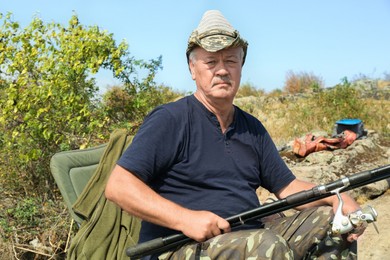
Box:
358;191;390;259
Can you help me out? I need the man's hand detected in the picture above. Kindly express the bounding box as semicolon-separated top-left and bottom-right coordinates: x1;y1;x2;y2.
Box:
346;224;366;242
332;193;366;241
178;210;231;242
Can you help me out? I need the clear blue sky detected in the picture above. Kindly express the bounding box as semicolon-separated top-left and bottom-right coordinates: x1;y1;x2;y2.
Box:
2;0;390;93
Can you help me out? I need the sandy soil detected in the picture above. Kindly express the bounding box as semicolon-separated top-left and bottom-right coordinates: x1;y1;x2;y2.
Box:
358;191;390;260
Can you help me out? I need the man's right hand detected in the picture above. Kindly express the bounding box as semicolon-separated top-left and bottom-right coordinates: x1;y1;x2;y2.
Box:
177;210;231;242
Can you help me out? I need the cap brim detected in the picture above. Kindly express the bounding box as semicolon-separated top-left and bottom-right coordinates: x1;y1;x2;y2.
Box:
199;35;235;52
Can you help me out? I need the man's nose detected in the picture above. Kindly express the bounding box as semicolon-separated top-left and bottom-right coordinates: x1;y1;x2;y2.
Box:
215;61;229;76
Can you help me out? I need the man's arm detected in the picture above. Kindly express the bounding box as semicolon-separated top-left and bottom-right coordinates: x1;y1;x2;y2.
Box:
105;165;231;241
275;178;363;241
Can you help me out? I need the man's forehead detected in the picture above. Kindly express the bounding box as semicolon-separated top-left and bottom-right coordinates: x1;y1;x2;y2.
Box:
197;47;242;58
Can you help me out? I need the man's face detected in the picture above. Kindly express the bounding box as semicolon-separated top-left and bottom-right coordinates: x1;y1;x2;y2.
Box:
189;47;243;102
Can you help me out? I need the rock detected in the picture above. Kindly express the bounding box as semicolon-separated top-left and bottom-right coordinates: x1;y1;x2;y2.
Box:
281;130;389;200
304;150;334;165
29;238;53;253
290;165;337;184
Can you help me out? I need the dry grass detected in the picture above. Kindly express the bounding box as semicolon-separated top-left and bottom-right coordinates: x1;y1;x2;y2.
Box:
283;70;324;94
234;90;389;147
0;191;74;259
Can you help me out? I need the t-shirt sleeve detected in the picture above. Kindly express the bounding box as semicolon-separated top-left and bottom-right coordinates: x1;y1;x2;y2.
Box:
259;131;296;194
117;106;183;183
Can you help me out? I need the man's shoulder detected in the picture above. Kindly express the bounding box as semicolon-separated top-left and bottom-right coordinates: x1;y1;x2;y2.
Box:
235;106;262;125
149;96;192;123
158;96;191;114
163;96;190;109
234;106;269;137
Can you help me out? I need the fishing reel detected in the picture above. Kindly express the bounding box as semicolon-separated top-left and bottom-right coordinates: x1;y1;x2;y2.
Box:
331;187;378;235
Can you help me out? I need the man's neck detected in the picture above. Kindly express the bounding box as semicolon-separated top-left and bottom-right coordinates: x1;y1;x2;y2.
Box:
194;92;235;133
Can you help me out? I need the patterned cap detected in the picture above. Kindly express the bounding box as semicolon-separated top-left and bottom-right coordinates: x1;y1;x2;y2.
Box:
186;10;248;64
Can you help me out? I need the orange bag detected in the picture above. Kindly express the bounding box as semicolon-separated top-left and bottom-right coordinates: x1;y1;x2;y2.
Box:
293;130;357;157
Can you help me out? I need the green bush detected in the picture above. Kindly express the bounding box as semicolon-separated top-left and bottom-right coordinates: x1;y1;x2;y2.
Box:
0;13;177;195
315;77;366;122
103;80;183;133
284;77;367;136
6;198;40;227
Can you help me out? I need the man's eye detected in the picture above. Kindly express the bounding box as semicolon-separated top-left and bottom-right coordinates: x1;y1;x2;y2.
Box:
206;61;216;65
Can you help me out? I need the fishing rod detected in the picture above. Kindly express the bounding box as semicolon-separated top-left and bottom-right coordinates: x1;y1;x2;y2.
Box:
126;164;390;259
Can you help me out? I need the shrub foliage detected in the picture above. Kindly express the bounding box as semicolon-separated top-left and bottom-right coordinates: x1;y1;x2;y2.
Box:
0;13;179;195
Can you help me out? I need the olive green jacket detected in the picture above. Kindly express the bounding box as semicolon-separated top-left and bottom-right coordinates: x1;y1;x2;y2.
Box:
67;129;141;260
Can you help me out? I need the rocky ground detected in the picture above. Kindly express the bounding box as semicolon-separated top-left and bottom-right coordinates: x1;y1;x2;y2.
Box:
279;130;390;260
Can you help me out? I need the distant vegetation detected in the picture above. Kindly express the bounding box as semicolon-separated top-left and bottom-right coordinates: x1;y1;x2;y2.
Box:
236;77;389;146
283;70;324;94
0;13;389;259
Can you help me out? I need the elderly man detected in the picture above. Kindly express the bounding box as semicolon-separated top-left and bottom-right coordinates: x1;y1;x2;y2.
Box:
106;10;363;259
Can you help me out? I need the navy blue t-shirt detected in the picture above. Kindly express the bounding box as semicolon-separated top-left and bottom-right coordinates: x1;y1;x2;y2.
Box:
117;95;295;243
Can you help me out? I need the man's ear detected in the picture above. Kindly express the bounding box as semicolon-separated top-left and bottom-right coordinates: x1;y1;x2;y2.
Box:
189;61;196;80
